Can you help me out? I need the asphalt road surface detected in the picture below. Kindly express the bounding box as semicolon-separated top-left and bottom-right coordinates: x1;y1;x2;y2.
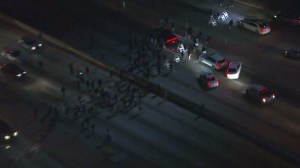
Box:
0;0;300;167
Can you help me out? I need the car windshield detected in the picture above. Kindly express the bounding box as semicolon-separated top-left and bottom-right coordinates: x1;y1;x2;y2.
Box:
9;50;20;56
207;75;215;81
0;121;11;133
217;59;226;64
24;38;37;45
228;68;236;73
258;23;268;28
259;90;272;97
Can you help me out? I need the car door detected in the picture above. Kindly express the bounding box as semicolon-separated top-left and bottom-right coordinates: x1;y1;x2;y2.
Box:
247;22;258;32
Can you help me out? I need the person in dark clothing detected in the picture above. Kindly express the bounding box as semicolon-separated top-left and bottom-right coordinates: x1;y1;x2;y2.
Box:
228;19;233;30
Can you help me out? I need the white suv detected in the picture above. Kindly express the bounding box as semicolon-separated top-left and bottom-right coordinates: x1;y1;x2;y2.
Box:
240;19;271;35
225;61;242;79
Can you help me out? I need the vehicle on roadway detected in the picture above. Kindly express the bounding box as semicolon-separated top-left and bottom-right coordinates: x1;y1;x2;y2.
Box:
0;118;18;149
239;19;271;35
245;84;276;104
198;72;219;89
199;52;228;70
284;48;300;60
151;28;180;50
274;9;300;26
1;63;27;78
1;47;22;62
225;61;242;79
18;36;43;51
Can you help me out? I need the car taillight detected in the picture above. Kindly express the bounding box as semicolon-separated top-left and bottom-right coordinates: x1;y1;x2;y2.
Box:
216;63;220;67
207;82;211;86
216;80;219;85
260;28;265;33
267;26;270;29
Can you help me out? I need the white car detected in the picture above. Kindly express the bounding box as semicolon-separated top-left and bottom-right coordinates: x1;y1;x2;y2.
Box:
240;19;271;35
225;61;242;79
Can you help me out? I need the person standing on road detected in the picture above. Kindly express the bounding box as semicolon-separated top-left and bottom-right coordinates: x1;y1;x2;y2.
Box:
228;19;233;30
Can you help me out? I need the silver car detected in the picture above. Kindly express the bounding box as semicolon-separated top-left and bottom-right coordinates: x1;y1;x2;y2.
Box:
199;52;228;70
198;72;219;89
240;19;271;35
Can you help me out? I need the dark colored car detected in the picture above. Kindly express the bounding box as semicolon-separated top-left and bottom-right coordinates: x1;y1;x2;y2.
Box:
284;48;300;60
1;63;27;78
18;36;43;51
1;47;22;62
0;119;18;149
274;10;300;26
151;28;179;50
245;84;276;104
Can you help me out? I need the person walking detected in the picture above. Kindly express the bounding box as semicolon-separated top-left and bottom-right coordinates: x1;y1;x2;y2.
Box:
61;86;66;97
69;63;74;75
38;61;43;69
33;108;38;120
97;129;112;149
90;123;95;135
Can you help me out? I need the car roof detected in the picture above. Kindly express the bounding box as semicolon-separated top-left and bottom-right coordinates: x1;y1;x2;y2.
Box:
228;62;241;68
248;84;267;91
290;48;300;52
22;36;37;43
209;53;224;60
0;119;12;133
201;72;216;79
244;19;266;24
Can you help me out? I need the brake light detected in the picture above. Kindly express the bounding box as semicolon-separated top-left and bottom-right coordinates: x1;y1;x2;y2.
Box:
166;37;178;43
260;28;265;33
272;93;276;99
207;82;211;86
216;63;220;67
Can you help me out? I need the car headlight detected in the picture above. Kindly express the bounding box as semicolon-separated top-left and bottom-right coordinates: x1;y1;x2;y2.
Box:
31;46;36;50
38;43;42;47
4;135;10;140
262;98;266;103
23;71;27;74
16;74;22;77
13;132;18;137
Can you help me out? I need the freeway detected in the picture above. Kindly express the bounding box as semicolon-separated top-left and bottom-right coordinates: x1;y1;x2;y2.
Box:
0;16;296;168
0;0;300;167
